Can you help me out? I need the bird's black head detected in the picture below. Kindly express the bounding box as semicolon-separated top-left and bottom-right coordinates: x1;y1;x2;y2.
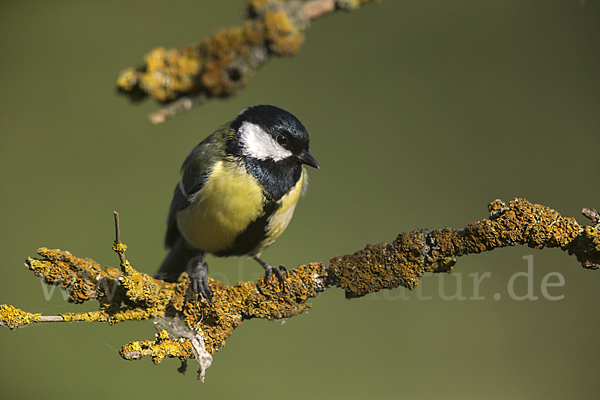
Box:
228;105;319;169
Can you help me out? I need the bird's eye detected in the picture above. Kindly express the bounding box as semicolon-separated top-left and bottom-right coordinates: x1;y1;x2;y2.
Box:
276;134;288;146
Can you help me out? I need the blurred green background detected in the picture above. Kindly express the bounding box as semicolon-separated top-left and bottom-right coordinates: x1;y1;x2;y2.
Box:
1;1;599;398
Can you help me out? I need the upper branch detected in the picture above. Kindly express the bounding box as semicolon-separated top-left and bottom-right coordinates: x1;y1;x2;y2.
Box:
115;0;380;123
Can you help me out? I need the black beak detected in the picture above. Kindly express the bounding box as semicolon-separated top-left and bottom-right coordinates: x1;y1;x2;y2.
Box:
298;150;320;169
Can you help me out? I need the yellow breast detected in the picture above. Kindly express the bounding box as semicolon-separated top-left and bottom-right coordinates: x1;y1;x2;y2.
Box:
176;160;265;253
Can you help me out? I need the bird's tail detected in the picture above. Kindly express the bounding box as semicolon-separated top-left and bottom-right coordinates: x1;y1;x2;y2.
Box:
155;235;204;282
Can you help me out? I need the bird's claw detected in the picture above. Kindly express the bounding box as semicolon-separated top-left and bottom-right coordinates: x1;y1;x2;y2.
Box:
191;261;213;302
265;264;287;283
253;257;288;294
263;264;288;292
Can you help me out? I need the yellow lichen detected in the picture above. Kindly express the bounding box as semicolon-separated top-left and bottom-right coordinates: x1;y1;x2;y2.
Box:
116;0;308;102
25;248;101;304
112;242;127;254
330;198;599;298
116;68;139;91
7;196;598;375
60;311;108;323
263;10;304;56
120;263;160;304
134;46;202;101
120;334;194;364
0;304;42;330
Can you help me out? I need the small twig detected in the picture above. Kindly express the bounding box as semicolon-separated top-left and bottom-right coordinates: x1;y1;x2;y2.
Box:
124;349;153;359
40;316;65;323
582;208;600;225
148;94;208;124
114;211;122;246
302;0;337;19
113;211;127;267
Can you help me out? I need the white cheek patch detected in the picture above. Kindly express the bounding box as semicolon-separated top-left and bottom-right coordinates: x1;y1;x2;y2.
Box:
239;121;293;162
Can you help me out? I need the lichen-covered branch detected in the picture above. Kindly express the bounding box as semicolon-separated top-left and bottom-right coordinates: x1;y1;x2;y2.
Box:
1;198;599;380
329;198;600;298
116;0;380;123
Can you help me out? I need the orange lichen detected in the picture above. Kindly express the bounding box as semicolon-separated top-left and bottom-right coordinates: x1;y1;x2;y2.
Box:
116;0;308;102
18;244;327;357
330;198;599;298
181;262;326;354
25;248;102;304
6;197;599;377
23;247;180;325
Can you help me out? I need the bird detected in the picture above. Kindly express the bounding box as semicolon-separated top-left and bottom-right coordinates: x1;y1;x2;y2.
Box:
155;105;319;301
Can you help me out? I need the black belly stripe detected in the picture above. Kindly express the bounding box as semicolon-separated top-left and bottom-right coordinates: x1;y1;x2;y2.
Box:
213;200;279;257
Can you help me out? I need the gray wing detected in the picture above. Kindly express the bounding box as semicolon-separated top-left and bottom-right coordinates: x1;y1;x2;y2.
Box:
164;126;230;249
164;175;207;249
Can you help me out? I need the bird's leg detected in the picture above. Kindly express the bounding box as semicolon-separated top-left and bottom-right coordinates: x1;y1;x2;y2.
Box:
190;260;213;302
253;256;287;291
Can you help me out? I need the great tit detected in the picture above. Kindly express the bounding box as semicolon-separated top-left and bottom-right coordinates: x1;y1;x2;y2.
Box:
155;105;319;301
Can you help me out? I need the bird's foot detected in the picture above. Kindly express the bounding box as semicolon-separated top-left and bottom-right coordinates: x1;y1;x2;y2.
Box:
191;261;213;302
254;256;287;293
265;264;287;286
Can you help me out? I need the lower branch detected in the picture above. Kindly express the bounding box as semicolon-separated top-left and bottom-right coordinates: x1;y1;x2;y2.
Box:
1;198;598;380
